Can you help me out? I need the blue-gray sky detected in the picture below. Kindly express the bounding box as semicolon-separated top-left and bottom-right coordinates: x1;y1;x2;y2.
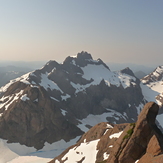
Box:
0;0;163;66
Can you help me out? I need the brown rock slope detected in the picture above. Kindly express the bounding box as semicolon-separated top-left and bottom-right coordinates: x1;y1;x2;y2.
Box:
49;102;163;163
107;102;163;163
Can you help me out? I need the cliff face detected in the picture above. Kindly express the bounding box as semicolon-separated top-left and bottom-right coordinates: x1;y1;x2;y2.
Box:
0;52;146;149
49;102;163;163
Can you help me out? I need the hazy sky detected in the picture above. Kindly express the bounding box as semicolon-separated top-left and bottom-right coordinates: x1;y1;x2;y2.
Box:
0;0;163;66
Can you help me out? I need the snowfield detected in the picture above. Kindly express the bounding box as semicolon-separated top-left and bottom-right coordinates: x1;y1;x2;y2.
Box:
55;139;100;163
0;136;80;163
7;156;51;163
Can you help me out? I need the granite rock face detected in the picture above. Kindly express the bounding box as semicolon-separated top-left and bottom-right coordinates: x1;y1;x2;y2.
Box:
107;102;161;163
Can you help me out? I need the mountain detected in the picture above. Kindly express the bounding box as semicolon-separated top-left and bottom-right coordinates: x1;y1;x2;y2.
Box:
50;102;163;163
106;62;154;75
141;65;163;107
0;51;147;153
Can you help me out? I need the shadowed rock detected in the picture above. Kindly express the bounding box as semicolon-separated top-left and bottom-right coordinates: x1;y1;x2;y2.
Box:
107;102;163;163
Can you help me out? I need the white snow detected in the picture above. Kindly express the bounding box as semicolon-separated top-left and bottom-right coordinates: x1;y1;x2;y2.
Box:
0;140;18;163
71;55;77;58
7;156;51;163
0;73;31;94
103;129;109;135
78;110;127;132
50;96;60;102
0;90;24;110
60;139;100;163
109;131;123;139
30;85;39;88
103;123;113;135
103;152;110;160
141;67;163;106
135;103;144;115
61;94;71;101
20;94;30;101
140;83;158;103
77;64;137;90
107;123;113;128
39;73;63;92
0;135;80;163
70;82;91;94
61;109;67;116
140;81;163;106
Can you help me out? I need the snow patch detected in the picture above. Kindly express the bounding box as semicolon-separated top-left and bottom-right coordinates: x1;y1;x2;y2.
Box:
7;156;51;163
103;152;110;160
109;131;123;139
61;139;100;163
61;109;67;116
0;90;24;110
135;103;144;115
50;96;60;102
20;94;30;101
39;73;63;93
78;110;127;132
80;64;136;90
0;140;18;163
61;94;71;101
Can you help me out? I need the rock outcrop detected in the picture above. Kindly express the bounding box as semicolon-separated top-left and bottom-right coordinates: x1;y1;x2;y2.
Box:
49;102;163;163
107;102;162;163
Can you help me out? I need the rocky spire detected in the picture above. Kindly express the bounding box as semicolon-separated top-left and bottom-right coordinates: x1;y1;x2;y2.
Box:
107;102;162;163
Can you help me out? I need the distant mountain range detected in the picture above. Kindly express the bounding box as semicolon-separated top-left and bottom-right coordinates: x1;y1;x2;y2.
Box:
0;51;163;162
0;66;32;87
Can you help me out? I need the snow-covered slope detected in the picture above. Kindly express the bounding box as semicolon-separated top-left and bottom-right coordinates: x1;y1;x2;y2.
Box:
0;139;18;163
0;138;50;163
141;65;163;106
50;122;125;163
141;66;163;128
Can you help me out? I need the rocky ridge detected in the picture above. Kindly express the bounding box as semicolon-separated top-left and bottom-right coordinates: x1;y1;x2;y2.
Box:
141;65;163;107
50;102;163;163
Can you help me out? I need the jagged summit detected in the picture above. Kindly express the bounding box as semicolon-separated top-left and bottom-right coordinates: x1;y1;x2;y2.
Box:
76;51;93;60
142;65;163;84
63;51;110;70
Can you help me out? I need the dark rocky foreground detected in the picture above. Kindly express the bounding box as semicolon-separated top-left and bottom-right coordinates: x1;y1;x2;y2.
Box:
49;102;163;163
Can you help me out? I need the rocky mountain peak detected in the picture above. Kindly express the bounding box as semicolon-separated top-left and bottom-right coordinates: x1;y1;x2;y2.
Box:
107;102;161;163
50;102;163;163
141;65;163;84
120;67;136;77
76;51;93;60
63;51;110;70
